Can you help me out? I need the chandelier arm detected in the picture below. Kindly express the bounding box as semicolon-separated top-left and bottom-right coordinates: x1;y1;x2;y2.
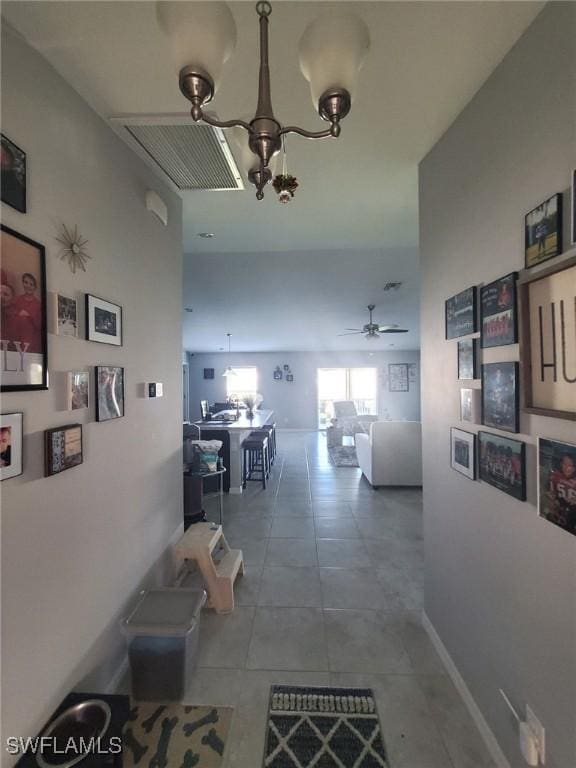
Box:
199;112;253;133
279;125;336;140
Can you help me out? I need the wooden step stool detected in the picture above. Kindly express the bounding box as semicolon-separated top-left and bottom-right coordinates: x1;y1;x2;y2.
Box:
174;522;244;615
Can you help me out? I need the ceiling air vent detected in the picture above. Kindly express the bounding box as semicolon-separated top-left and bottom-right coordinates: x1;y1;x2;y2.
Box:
110;116;244;193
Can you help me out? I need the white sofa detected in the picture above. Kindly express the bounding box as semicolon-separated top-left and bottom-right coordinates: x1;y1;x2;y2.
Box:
355;421;422;487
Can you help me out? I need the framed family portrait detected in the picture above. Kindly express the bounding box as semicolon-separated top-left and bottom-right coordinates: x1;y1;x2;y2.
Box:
460;388;481;424
479;431;526;501
388;363;409;392
67;371;89;410
450;427;476;480
518;256;576;420
86;294;122;346
1;225;48;391
525;193;563;268
49;292;78;337
1;412;23;481
481;273;518;348
45;423;83;476
96;365;125;422
482;362;520;433
1;134;26;213
538;437;576;536
457;339;479;380
445;286;477;339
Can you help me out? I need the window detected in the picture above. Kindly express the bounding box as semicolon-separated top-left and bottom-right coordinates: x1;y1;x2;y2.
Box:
317;367;378;428
226;367;258;401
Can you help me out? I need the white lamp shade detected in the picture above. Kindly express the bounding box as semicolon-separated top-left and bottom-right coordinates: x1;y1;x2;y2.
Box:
156;2;237;91
299;12;370;107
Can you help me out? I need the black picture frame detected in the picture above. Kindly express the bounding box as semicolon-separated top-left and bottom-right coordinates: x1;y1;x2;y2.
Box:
478;431;526;501
525;193;563;269
86;294;123;346
45;423;83;477
450;427;476;480
481;273;518;349
95;366;125;422
482;362;520;433
538;437;576;536
286;373;294;382
445;286;478;339
203;368;215;380
1;412;24;481
283;364;290;372
1;134;26;213
0;225;48;391
457;339;479;380
273;367;282;381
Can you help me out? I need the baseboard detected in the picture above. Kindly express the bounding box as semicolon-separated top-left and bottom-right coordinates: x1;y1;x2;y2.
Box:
422;612;511;768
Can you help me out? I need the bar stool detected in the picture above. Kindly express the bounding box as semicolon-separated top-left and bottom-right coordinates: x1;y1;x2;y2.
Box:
242;434;269;490
249;425;275;470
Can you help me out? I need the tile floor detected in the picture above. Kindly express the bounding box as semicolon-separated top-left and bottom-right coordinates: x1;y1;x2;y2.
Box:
135;432;497;767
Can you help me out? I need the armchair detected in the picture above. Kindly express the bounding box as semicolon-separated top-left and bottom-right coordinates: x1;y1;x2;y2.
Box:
333;401;378;437
355;421;422;487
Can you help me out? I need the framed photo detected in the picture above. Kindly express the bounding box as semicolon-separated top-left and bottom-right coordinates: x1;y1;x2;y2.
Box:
538;437;576;536
45;424;83;477
460;388;481;423
572;170;575;245
481;273;518;348
525;193;563;268
1;134;26;213
0;225;48;391
479;431;526;501
518;256;576;420
445;286;478;339
283;364;290;372
450;427;476;480
67;371;89;410
457;339;479;380
86;294;122;346
273;367;282;381
203;368;214;380
482;362;520;433
286;373;294;382
96;366;125;422
389;363;409;392
408;363;418;384
49;292;78;337
1;412;23;481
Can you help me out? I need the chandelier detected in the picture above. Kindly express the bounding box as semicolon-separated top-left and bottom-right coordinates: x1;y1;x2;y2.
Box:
158;2;370;200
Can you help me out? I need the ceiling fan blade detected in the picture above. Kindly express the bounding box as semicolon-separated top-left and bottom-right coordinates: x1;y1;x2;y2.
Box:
337;331;363;336
380;328;409;333
344;328;362;331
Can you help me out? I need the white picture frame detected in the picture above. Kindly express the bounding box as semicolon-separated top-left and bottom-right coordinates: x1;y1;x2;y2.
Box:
460;388;481;423
49;292;79;337
1;412;23;480
67;371;90;410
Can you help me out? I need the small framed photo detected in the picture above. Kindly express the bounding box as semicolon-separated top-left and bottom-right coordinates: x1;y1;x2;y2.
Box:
538;437;576;536
1;134;26;213
283;364;290;372
481;273;518;348
450;427;476;480
1;412;23;481
86;294;122;346
457;339;479;380
96;366;125;422
389;363;409;392
203;368;215;380
445;286;478;339
273;367;283;381
67;371;89;410
49;292;79;337
45;423;83;476
525;193;563;268
482;362;520;433
286;373;294;382
460;388;481;423
479;431;526;501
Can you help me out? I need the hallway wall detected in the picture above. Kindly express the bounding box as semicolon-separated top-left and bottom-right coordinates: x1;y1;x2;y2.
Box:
419;4;575;768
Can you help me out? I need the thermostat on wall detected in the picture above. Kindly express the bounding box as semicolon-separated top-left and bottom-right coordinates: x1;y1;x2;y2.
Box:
147;382;163;398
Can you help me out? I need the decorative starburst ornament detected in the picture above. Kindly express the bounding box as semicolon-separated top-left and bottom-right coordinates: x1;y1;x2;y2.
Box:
55;224;91;273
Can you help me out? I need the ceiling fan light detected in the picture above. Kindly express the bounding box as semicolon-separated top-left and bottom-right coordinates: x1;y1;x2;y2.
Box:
156;1;237;93
298;12;370;109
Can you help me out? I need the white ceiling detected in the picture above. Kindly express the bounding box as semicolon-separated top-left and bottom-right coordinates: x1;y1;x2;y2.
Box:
3;1;544;352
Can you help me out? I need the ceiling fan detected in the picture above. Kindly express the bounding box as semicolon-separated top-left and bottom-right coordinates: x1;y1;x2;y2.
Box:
339;304;409;339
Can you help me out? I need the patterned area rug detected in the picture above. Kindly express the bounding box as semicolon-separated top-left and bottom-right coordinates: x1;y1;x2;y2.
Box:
263;685;388;767
328;445;359;467
123;702;233;768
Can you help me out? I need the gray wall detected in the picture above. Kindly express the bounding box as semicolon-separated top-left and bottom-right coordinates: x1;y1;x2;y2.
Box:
1;28;183;749
187;350;421;428
419;5;575;768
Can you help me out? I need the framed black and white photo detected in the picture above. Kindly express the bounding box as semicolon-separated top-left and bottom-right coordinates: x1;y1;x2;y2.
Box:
457;339;479;380
45;423;83;476
445;286;478;339
388;363;409;392
481;273;518;348
67;371;89;410
49;292;78;337
450;427;476;480
538;437;576;536
1;225;48;391
96;366;125;422
1;412;23;481
273;367;283;381
86;294;122;346
203;368;215;380
525;193;563;268
460;388;481;424
1;134;26;213
482;362;520;433
479;431;526;501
